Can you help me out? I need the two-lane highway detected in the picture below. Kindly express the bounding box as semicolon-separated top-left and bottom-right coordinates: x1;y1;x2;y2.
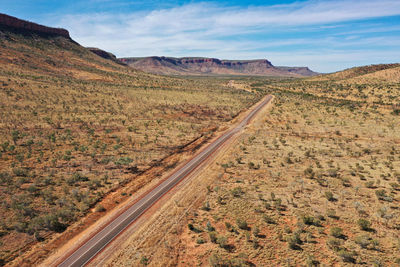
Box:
58;95;273;267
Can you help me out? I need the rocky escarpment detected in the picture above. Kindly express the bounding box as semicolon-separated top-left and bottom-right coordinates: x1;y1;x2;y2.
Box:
87;47;126;65
119;56;318;77
0;13;70;38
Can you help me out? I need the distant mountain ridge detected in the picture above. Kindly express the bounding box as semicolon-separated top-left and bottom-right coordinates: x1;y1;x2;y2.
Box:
0;13;70;38
119;56;318;77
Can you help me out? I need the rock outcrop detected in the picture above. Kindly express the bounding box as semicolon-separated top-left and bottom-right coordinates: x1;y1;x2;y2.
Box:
120;56;318;77
87;47;126;65
0;13;70;38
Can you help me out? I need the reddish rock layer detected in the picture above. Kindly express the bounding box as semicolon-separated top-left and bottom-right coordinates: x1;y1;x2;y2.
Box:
0;13;70;38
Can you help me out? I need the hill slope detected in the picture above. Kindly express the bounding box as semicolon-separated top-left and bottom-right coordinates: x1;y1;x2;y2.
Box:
311;63;400;82
296;63;400;104
120;56;318;77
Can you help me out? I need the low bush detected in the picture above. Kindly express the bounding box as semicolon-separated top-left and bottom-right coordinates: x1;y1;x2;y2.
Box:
325;191;335;201
287;232;302;250
236;218;248;230
337;249;356;263
330;227;343;238
357;219;371;231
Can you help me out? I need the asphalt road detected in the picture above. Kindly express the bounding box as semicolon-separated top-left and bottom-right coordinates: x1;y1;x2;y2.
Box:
57;95;273;267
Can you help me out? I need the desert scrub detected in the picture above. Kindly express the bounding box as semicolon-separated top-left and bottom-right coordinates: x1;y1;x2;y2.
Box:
96;69;400;266
231;187;244;197
357;219;372;231
330;227;344;238
236;218;248;230
354;234;379;250
287;232;302;250
324;191;335;201
0;26;265;265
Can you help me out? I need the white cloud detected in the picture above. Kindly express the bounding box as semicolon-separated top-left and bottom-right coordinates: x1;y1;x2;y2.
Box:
51;0;400;72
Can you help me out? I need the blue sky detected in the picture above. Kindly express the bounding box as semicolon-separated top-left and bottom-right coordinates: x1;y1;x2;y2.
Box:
1;0;400;72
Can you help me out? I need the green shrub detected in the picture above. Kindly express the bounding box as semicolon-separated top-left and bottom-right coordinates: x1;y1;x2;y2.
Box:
225;222;232;231
327;209;338;219
114;157;133;166
355;234;379;250
209;231;217;243
357;219;371;231
330;227;343;238
217;236;227;248
26;184;38;194
253;226;260;237
365;181;375;188
1;141;9;152
196;237;205;244
206;221;215;232
209;253;245;267
0;172;12;184
13;167;29;177
94;204;106;212
302;214;316;225
304;166;315;179
327;237;342;251
263;215;275;224
305;255;320;267
201;201;211;211
71;172;88;182
231;187;244;197
273;198;283;211
236;218;248;230
287;232;302;250
337;249;356;263
325;191;335;201
375;189;386;200
140;256;149;265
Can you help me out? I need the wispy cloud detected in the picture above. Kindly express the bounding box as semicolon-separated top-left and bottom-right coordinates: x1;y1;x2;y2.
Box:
51;0;400;72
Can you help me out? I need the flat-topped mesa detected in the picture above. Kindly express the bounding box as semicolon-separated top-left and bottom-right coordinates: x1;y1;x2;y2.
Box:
120;56;317;76
142;57;274;67
0;13;70;38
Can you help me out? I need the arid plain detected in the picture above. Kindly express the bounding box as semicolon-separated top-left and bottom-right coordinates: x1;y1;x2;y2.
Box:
0;13;399;267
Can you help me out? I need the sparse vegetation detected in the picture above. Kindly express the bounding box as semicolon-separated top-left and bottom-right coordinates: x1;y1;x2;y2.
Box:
0;25;261;264
133;70;400;266
2;23;400;267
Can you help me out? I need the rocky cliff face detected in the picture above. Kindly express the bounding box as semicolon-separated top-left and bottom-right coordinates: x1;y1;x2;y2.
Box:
119;56;318;77
0;13;70;38
87;47;126;65
87;47;117;60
